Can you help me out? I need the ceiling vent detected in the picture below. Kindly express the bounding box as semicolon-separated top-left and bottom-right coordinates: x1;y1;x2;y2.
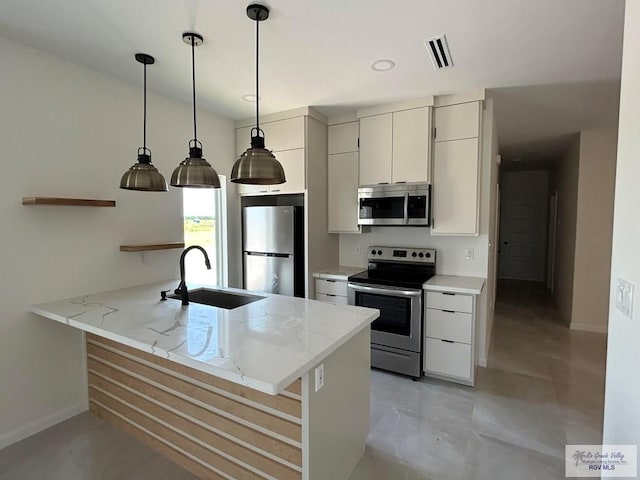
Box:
425;35;453;70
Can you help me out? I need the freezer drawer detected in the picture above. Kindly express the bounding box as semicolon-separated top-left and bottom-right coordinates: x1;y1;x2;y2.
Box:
243;206;295;254
244;252;294;296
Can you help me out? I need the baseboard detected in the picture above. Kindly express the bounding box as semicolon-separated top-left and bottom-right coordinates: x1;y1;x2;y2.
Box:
570;322;608;334
0;402;88;450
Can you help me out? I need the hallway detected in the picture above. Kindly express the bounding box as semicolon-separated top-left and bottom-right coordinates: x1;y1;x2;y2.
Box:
0;283;608;480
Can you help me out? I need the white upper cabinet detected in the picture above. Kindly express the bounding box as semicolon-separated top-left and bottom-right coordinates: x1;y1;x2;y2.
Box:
327;121;361;233
434;102;480;142
358;105;432;186
431;137;480;235
235;116;308;196
359;114;393;185
261;117;305;152
392;107;431;183
270;148;305;194
328;152;360;233
328;122;359;154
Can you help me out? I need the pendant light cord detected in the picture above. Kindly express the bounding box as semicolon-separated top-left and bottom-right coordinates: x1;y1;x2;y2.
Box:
255;15;260;133
191;36;197;142
143;62;147;151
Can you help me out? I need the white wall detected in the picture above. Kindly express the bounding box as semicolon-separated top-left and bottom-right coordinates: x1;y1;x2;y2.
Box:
0;36;237;447
339;99;498;366
571;128;618;333
603;0;640;453
550;135;580;324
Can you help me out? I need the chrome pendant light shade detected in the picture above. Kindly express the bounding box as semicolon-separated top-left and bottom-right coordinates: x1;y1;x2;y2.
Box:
120;53;168;192
171;32;221;189
231;129;285;184
171;140;221;188
231;4;286;185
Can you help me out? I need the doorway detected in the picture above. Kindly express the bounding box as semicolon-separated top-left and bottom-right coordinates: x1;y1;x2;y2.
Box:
498;170;550;283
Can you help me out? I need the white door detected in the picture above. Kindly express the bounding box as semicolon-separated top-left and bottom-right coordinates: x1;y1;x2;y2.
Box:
359;114;392;185
392;107;430;183
498;171;549;281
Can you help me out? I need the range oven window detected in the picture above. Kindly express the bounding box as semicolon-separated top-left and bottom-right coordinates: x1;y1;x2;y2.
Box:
355;291;411;336
359;196;404;219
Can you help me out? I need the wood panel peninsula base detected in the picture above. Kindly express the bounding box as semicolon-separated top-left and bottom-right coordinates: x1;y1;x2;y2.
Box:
86;331;370;480
29;281;376;480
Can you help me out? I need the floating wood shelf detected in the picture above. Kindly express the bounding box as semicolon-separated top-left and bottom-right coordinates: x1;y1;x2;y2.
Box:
119;242;185;253
22;197;116;207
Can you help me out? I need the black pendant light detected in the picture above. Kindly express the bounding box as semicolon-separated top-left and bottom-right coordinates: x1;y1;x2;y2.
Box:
230;4;285;185
171;32;221;189
120;54;168;191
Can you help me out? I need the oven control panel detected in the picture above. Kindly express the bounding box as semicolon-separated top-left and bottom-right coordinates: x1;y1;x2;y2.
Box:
367;246;436;264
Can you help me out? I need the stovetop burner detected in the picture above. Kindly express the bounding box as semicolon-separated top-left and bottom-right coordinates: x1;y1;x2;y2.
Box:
348;246;436;289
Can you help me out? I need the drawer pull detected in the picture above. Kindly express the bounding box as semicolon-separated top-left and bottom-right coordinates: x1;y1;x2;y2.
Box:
442;292;456;296
442;309;455;314
326;279;336;283
326;294;336;297
441;339;455;344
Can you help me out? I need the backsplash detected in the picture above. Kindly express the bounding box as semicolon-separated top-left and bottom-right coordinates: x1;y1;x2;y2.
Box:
339;227;489;277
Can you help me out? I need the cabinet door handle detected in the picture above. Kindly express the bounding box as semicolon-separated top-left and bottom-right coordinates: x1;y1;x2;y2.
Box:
441;339;454;344
326;294;336;297
442;310;455;314
442;292;456;296
326;279;336;283
271;189;281;192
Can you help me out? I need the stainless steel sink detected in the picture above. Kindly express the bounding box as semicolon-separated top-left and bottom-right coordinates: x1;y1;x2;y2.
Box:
169;288;265;310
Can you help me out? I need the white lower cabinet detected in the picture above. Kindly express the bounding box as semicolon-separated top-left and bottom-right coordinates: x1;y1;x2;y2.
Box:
424;290;476;386
315;278;349;305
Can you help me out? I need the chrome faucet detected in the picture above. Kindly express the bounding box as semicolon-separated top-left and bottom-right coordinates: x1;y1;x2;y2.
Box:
175;245;211;305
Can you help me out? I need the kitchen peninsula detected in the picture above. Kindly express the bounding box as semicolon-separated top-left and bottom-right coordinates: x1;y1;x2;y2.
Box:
30;281;378;480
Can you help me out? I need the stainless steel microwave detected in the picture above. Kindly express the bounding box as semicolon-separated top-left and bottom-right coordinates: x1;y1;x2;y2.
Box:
358;183;431;226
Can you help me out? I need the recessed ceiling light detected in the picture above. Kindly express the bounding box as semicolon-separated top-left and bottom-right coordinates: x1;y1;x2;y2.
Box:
371;59;395;72
242;94;259;102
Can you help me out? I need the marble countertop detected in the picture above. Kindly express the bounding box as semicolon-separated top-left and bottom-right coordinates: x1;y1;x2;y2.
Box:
423;275;485;295
312;266;365;281
29;281;378;395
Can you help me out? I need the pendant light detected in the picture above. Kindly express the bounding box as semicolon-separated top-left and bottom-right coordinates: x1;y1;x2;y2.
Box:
170;32;221;188
230;4;285;185
120;54;168;191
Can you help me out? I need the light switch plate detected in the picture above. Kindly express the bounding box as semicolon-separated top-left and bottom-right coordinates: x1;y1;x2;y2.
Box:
314;364;325;392
465;248;474;260
615;278;634;318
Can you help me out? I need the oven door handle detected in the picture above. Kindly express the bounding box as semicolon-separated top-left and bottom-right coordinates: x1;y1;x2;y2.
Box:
348;283;422;298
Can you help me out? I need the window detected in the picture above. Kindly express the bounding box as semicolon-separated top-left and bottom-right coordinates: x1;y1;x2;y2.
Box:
182;176;228;287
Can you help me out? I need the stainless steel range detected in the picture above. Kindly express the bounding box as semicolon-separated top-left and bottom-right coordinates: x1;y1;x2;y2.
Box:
347;246;436;379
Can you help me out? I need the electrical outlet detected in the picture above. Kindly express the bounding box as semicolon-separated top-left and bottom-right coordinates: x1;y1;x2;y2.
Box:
355;245;361;255
314;364;325;392
616;278;634;318
464;248;474;260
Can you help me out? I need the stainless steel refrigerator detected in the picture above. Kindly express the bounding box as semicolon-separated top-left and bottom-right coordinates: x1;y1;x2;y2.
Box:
242;206;305;297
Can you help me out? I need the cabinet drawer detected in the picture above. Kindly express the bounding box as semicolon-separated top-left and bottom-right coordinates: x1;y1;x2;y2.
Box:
316;293;348;305
315;279;348;296
426;308;472;344
426;291;472;313
424;337;471;380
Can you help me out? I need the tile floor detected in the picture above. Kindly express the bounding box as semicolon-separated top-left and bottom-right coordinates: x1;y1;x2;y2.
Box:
0;281;607;480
